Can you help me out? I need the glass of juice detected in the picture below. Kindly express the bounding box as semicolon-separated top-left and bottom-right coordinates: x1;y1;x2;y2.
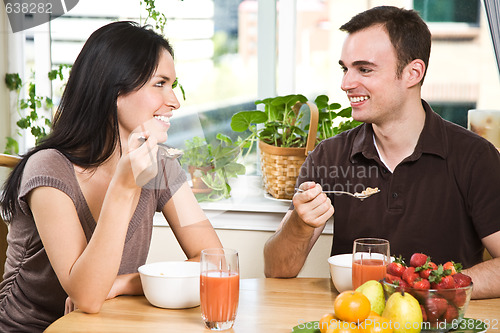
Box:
200;248;239;330
352;238;390;289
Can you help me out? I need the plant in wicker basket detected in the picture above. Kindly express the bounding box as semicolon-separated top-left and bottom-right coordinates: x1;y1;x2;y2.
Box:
230;94;360;199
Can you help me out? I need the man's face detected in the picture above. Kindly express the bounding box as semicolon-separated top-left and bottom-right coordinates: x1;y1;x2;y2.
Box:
339;25;407;125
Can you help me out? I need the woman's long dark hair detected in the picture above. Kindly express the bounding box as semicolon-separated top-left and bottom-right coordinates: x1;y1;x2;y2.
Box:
1;21;174;221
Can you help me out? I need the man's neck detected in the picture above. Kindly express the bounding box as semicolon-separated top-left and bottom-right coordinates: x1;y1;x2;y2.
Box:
372;100;426;171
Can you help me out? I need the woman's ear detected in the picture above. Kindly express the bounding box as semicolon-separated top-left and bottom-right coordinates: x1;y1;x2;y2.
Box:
405;59;426;88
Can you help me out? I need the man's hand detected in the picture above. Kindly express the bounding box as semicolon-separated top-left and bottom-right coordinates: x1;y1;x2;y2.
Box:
292;181;334;229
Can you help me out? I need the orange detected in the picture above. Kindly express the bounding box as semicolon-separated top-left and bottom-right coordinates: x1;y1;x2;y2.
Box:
333;291;371;323
326;320;361;333
360;314;393;333
319;313;339;333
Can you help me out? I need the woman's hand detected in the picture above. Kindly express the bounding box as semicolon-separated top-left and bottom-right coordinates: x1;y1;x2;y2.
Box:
115;131;159;189
64;297;77;315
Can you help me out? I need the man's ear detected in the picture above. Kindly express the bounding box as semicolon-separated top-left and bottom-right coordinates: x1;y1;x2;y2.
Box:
405;59;426;88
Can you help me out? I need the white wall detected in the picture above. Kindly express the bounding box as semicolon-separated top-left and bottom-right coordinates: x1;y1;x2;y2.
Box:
147;226;333;279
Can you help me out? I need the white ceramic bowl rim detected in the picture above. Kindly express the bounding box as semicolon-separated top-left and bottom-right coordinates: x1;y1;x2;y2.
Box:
328;253;353;268
138;261;200;278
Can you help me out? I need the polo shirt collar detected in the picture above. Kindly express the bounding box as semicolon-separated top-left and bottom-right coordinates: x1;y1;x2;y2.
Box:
350;99;448;163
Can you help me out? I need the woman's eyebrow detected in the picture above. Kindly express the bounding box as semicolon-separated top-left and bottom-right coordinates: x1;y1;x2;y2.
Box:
154;75;172;81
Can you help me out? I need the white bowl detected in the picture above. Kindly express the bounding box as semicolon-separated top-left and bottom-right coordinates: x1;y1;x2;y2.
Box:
138;261;200;309
328;253;353;293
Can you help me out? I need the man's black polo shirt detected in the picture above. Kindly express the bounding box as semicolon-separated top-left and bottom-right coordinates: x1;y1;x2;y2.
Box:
296;100;500;268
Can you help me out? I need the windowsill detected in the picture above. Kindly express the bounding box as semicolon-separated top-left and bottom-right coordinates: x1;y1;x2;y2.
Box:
153;175;334;234
427;23;480;40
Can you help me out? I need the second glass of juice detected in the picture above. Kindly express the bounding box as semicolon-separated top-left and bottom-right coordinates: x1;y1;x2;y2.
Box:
352;238;390;289
200;248;239;331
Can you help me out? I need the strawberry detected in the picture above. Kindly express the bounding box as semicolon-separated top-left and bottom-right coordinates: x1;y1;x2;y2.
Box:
429;265;455;288
443;261;462;275
433;275;456;290
385;274;410;291
387;255;406;277
453;289;468;307
417;261;438;279
410;253;428;267
402;266;420;286
413;278;430;290
413;278;431;302
420;305;428;322
425;295;448;322
453;273;472;288
442;304;459;323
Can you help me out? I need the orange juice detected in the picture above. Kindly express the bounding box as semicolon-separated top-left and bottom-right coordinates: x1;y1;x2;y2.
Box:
352;258;387;289
200;271;239;323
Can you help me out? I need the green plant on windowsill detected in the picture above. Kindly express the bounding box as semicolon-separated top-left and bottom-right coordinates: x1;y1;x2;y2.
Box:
4;64;70;154
229;94;361;200
180;135;247;202
230;94;361;148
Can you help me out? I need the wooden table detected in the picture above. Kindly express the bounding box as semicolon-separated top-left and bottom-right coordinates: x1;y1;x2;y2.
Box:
45;278;500;333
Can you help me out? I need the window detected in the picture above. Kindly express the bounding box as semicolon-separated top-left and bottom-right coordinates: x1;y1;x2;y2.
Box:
413;0;480;25
4;0;500;170
430;103;476;128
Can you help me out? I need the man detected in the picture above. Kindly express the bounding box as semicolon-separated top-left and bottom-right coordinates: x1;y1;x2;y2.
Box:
263;6;500;299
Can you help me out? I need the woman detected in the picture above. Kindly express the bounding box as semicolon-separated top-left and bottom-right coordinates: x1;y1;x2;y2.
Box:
0;21;222;332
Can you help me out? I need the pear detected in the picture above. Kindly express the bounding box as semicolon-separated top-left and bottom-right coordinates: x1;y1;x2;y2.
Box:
382;291;423;333
355;280;385;315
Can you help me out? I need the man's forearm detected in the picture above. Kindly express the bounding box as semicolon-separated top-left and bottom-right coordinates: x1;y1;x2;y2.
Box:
264;210;317;278
463;258;500;299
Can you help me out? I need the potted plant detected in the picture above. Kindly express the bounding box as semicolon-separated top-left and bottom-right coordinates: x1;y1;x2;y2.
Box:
180;134;247;201
230;94;360;199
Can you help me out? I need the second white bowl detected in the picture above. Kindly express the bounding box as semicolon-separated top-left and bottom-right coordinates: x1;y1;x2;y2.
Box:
327;253;353;293
138;261;200;309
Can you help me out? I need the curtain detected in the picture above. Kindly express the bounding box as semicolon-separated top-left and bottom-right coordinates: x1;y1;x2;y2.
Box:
483;0;500;74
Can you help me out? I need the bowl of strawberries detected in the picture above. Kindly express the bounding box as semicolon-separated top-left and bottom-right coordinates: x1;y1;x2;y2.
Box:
382;252;473;332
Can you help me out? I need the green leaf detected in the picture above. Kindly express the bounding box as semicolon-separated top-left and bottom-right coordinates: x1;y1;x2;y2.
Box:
337;107;353;118
314;95;329;109
5;73;22;90
230;110;267;132
328;102;341;110
216;133;232;145
48;69;58;81
4;136;19;154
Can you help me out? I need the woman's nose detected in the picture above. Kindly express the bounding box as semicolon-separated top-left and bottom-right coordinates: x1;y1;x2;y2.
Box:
166;90;180;110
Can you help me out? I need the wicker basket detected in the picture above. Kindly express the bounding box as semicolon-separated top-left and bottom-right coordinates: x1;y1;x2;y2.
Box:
259;102;319;200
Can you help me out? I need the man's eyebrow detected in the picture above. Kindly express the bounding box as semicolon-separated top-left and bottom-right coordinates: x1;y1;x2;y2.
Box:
338;60;376;68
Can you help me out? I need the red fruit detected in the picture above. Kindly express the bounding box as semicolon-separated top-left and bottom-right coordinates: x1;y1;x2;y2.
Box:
420;305;428;322
387;255;407;277
418;261;438;279
453;273;472;288
433;275;456;290
443;304;459;322
385;274;410;292
402;267;420;286
410;253;428;267
453;289;468;307
443;261;462;275
414;278;431;290
425;296;448;322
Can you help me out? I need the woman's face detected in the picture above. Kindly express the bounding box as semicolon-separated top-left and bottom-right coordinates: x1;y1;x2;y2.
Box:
117;49;180;144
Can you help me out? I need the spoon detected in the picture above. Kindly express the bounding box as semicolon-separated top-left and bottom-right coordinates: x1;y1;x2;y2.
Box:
138;137;184;160
295;187;380;200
